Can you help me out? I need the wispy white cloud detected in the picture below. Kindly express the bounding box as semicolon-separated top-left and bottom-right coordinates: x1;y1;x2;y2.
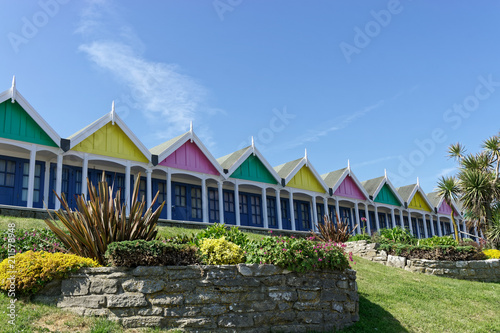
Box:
286;99;385;149
76;0;218;144
435;167;456;179
352;155;399;168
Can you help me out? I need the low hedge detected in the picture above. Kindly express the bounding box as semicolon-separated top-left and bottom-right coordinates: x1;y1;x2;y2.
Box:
379;243;486;261
105;240;200;267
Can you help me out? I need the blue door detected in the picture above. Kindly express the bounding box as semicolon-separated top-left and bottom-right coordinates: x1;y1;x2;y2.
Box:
0;156;45;208
267;196;278;228
223;190;235;225
316;203;325;226
426;219;433;236
152;178;167;218
358;209;367;231
294;200;311;231
281;198;291;230
208;188;219;223
328;205;336;223
378;212;387;229
49;164;82;209
411;217;419;238
172;184;188;220
239;192;263;227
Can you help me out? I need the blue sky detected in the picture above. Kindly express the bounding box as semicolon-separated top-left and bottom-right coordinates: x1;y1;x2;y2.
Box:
1;0;500;193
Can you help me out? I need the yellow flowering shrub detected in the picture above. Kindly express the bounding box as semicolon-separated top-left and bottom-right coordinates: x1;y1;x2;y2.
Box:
482;249;500;259
0;251;100;294
199;237;245;265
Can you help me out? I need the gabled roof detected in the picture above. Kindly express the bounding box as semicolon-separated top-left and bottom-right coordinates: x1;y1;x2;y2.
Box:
321;163;370;200
68;102;151;162
274;150;329;192
397;182;434;210
361;172;404;205
427;192;462;215
0;76;61;147
150;124;223;176
217;139;280;183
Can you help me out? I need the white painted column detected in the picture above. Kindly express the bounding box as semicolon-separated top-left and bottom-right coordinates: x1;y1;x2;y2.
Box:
449;219;454;238
27;145;36;208
364;205;371;235
125;162;131;215
335;198;340;225
429;215;436;237
323;197;328;223
43;161;50;206
437;215;442;236
218;181;224;223
262;187;268;228
146;169;152;207
354;201;361;234
462;219;467;238
399;210;405;229
276;189;282;230
201;177;208;223
82;153;88;199
390;208;396;228
474;222;479;241
55;154;63;210
422;214;429;238
235;182;240;226
374;205;380;232
312;196;318;232
289;190;295;231
166;169;172;220
408;211;414;235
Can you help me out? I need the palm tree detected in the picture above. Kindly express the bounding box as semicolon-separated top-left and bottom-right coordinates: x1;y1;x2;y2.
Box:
436;176;460;240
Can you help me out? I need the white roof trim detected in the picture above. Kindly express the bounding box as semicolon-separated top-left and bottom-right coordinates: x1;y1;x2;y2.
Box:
225;145;281;183
372;176;405;206
68;110;152;161
155;130;224;177
330;168;371;200
0;85;61;147
283;157;329;193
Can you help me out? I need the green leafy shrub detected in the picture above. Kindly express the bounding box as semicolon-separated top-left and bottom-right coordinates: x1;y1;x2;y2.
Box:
105;240;199;267
245;236;352;272
0;228;68;260
348;233;372;242
0;251;100;294
45;173;165;265
418;235;458;247
199;237;245;265
195;223;249;247
164;234;197;245
378;227;416;245
482;249;500;259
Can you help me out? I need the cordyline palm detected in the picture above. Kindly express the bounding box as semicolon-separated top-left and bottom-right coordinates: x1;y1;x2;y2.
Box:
436;176;460;240
45;173;164;265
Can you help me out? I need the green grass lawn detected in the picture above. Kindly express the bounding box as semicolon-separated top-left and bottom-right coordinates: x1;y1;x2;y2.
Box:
0;216;499;332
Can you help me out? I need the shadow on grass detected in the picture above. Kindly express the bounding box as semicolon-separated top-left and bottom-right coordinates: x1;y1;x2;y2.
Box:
338;294;408;333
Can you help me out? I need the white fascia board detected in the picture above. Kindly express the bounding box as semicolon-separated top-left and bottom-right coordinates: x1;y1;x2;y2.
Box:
378;177;405;206
226;146;252;176
304;160;330;193
156;132;191;162
284;158;306;184
69;113;110;149
330;168;350;193
114;114;152;161
252;147;281;183
346;170;371;201
0;89;61;147
191;132;224;176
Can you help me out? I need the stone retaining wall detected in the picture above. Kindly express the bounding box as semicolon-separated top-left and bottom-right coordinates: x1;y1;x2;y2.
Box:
346;240;500;282
34;264;359;332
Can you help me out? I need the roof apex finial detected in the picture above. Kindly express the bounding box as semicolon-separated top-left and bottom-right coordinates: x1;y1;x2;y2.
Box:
190;121;193;133
10;75;16;103
111;100;115;125
251;136;255;149
417;177;420;187
348;159;351;171
384;169;387;179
